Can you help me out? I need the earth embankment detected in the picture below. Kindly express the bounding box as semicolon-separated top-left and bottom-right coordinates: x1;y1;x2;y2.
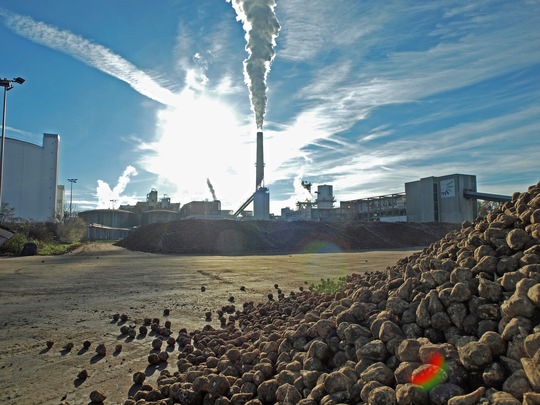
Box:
116;220;459;254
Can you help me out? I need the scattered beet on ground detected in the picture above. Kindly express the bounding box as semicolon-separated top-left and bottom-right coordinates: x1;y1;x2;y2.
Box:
116;220;459;255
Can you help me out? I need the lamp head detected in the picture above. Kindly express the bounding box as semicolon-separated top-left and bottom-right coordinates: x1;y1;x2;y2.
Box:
13;77;25;84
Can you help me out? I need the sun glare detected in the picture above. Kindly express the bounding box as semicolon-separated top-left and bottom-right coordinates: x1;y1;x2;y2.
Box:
140;89;255;208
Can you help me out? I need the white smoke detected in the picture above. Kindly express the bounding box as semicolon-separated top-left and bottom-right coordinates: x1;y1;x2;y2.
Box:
293;175;313;202
277;175;314;211
96;166;139;209
226;0;280;129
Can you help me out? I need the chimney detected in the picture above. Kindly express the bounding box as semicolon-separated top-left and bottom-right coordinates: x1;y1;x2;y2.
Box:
256;131;264;190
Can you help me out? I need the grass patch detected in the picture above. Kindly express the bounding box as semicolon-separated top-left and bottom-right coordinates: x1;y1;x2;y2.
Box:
93;239;119;244
309;276;347;294
37;242;82;256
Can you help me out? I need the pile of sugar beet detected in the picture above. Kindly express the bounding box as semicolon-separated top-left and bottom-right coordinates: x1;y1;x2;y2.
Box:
115;181;540;405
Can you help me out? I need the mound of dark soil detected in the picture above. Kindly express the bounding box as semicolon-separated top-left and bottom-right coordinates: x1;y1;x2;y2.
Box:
115;220;458;254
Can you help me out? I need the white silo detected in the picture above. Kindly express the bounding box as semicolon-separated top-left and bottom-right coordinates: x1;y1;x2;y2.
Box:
316;185;335;209
147;189;158;208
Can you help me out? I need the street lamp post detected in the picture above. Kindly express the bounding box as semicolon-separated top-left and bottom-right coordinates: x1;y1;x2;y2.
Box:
0;77;25;214
67;178;77;217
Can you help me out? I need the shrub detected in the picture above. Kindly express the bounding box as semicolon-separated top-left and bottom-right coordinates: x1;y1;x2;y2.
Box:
28;221;57;243
0;233;29;256
56;217;86;243
309;276;347;294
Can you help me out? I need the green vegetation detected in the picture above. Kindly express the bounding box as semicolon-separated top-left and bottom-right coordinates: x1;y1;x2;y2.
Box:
55;217;87;243
309;276;348;294
0;231;82;256
0;203;87;256
36;242;81;256
0;233;28;256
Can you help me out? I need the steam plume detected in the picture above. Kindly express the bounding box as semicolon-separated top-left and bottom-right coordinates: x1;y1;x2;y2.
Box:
227;0;280;129
207;178;217;201
96;166;138;208
293;175;312;202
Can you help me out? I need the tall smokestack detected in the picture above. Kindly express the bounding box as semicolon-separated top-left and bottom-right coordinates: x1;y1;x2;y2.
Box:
256;131;264;190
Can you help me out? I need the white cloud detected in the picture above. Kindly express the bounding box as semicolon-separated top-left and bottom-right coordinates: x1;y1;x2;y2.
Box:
298;104;540;202
277;0;382;61
3;1;538;214
262;0;540;206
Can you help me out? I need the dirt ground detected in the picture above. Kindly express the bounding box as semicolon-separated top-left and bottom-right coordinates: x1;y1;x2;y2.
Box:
0;243;421;404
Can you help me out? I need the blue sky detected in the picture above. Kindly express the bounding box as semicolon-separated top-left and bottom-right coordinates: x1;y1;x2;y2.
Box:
1;0;539;215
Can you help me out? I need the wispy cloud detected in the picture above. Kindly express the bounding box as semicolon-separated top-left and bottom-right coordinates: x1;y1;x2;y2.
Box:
1;126;42;145
278;0;540;119
301;103;540;201
0;6;255;208
0;8;179;106
277;0;383;61
266;0;540;204
2;1;538;213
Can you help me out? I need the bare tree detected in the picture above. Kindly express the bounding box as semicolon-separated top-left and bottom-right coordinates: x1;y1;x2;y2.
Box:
0;202;17;226
61;202;81;220
477;200;502;218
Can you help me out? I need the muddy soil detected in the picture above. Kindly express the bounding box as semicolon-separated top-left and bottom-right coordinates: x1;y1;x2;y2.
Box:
0;243;420;404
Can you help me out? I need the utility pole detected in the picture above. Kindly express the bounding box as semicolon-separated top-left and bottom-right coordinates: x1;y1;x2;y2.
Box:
67;178;77;217
0;76;25;214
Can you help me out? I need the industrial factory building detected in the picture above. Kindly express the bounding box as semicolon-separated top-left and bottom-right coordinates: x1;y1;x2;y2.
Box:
80;173;512;240
79;189;182;239
340;193;407;222
80;209;133;240
180;200;222;219
80;189;236;239
120;188;181;226
0;133;63;221
284;173;510;224
405;174;477;222
282;184;339;221
340;174;479;223
405;174;510;222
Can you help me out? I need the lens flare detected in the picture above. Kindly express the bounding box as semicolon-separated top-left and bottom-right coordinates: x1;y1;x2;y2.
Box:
411;352;447;391
300;241;342;254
